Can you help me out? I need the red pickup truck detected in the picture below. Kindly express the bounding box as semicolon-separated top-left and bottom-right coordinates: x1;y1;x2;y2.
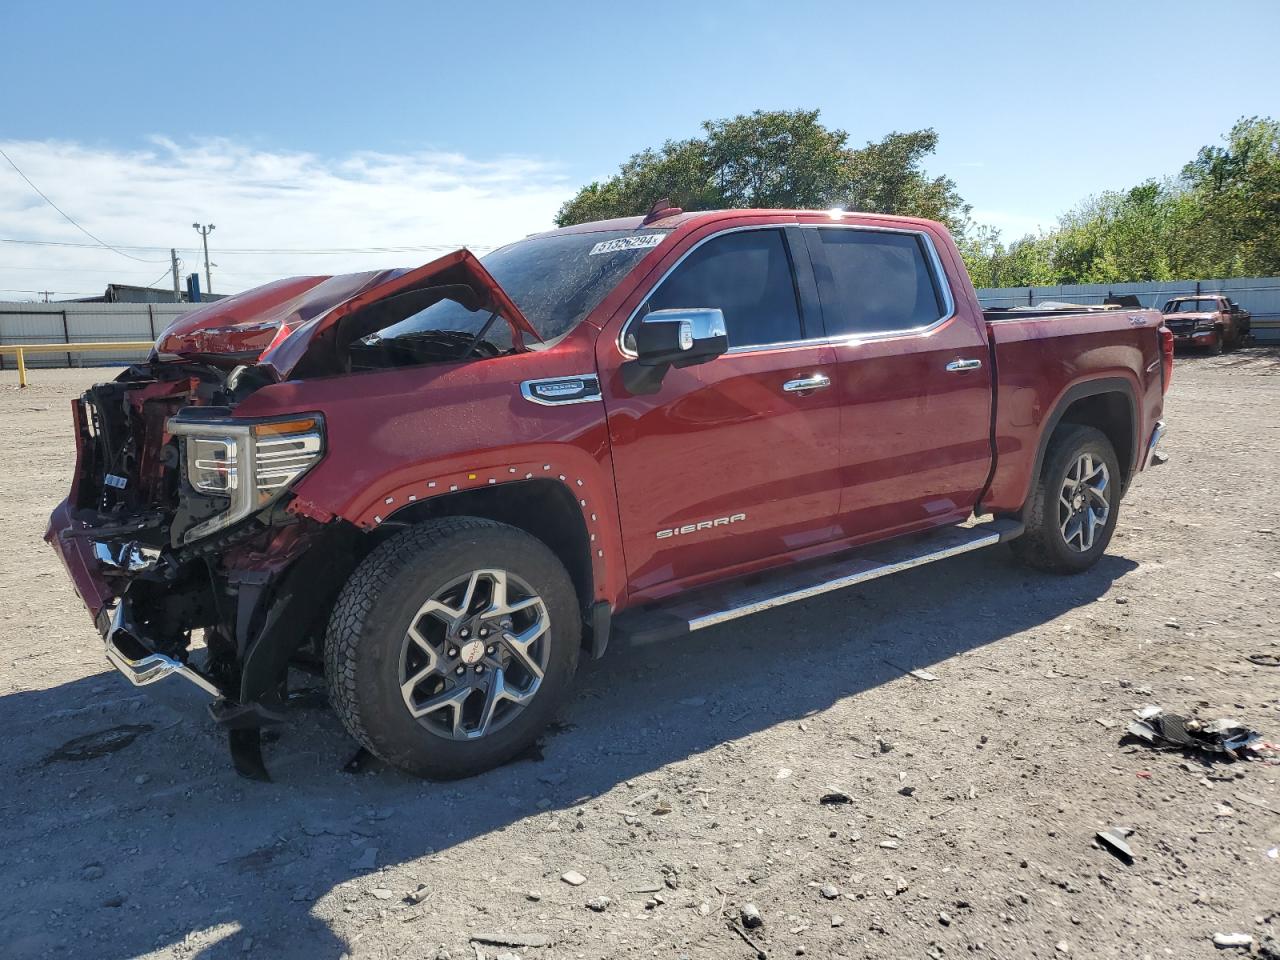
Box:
46;208;1173;780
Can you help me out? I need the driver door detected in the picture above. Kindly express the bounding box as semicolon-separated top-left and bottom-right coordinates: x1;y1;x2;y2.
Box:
598;226;843;599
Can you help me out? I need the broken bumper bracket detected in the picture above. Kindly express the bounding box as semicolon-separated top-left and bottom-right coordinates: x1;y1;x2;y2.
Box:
103;604;224;698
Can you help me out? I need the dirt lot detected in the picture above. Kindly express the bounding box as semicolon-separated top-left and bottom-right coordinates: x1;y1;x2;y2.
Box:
1;355;1277;960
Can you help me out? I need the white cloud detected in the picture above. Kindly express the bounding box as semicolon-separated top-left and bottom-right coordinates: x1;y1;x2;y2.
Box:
0;137;573;300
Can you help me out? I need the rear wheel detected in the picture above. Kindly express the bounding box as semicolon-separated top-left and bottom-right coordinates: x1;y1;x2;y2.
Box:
325;517;580;779
1010;425;1121;574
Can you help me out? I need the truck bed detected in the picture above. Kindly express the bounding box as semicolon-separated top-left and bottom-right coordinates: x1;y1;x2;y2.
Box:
980;306;1166;516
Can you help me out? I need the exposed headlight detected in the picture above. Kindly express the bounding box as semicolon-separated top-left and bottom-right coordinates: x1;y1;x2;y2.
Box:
167;413;324;543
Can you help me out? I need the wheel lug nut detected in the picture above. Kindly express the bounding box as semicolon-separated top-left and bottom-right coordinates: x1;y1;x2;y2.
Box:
448;647;458;657
455;666;465;675
487;645;496;655
500;619;512;629
460;628;469;638
475;664;485;674
479;628;488;638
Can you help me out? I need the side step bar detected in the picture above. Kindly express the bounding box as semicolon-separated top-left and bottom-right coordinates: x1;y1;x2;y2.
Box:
615;518;1024;646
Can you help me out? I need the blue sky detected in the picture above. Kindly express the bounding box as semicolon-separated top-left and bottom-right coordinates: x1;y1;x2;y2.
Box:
1;0;1276;297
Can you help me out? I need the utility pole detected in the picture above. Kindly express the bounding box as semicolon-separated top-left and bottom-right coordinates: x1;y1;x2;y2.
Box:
171;248;181;302
192;223;215;295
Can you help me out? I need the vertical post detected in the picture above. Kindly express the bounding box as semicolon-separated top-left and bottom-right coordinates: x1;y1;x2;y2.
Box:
17;347;27;388
147;304;156;339
61;310;71;367
202;230;212;294
171;248;181;302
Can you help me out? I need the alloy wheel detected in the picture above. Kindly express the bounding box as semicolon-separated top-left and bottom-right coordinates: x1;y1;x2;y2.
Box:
397;569;550;740
1058;453;1110;552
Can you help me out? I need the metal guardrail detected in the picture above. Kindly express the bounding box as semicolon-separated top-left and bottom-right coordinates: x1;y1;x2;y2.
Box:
0;341;154;387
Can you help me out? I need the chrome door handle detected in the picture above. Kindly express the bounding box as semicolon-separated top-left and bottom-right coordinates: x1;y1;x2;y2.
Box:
782;373;831;393
945;358;983;372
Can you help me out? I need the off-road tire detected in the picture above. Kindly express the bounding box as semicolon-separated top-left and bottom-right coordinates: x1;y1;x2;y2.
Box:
1010;425;1121;574
324;517;580;779
1208;332;1224;355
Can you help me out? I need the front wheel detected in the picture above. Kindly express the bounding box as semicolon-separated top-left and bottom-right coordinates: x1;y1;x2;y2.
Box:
325;517;580;779
1010;425;1121;574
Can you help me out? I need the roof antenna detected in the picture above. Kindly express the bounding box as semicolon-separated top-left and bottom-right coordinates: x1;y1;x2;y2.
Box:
641;197;682;225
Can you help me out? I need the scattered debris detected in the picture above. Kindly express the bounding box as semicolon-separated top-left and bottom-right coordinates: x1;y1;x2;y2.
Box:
350;848;378;871
1125;706;1265;758
883;660;937;681
407;884;431;904
775;767;793;780
819;791;853;805
1212;932;1253;949
585;895;611;912
938;911;952;926
43;724;153;763
898;785;916;797
471;933;553;949
879;840;900;850
1247;653;1280;668
740;903;763;928
831;915;845;928
1095;718;1118;729
369;888;394;901
1056;941;1071;954
1235;792;1280;816
819;883;840;900
1095;827;1135;864
728;917;768;960
560;871;587;886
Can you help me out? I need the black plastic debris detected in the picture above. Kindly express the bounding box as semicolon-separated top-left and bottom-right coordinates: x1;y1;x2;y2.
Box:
1125;706;1264;759
1247;653;1280;668
1096;826;1135;864
819;791;853;805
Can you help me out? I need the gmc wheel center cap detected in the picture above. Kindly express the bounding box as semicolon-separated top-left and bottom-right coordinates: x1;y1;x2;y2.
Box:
459;639;486;664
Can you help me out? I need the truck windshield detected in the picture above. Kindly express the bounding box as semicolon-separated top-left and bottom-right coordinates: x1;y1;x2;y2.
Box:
369;229;671;352
1166;299;1221;313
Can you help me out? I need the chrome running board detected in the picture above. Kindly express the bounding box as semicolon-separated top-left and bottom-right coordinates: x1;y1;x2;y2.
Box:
616;518;1024;645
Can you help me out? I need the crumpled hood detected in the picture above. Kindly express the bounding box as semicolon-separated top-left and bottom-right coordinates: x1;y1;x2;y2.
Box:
154;249;539;377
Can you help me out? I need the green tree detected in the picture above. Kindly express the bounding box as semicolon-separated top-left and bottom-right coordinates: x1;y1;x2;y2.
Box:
555;109;970;231
957;117;1280;287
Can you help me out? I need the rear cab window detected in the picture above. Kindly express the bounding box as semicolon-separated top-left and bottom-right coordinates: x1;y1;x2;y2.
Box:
806;227;949;337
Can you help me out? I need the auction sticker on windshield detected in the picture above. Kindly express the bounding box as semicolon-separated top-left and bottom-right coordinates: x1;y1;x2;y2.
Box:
588;234;665;256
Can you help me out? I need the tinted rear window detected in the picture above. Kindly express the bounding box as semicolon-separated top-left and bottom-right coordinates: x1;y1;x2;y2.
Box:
814;229;945;336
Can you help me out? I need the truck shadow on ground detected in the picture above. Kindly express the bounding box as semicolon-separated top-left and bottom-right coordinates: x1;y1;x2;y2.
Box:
0;547;1137;959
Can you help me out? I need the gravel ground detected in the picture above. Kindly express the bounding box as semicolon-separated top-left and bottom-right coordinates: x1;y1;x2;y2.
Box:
0;355;1277;960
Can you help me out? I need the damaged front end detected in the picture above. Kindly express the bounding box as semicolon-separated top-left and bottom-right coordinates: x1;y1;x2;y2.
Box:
45;361;358;780
45;246;548;779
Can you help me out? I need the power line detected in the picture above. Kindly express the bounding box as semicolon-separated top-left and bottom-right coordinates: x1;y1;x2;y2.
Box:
0;236;495;255
0;148;170;264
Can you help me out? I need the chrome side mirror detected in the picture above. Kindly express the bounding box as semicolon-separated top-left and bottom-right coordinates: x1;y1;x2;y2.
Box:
622;308;728;395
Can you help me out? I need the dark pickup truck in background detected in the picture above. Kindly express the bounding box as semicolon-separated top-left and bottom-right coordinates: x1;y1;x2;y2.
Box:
46;207;1173;780
1161;294;1252;353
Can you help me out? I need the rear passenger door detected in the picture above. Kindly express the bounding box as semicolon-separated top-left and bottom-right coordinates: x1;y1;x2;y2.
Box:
803;224;994;540
602;226;844;596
